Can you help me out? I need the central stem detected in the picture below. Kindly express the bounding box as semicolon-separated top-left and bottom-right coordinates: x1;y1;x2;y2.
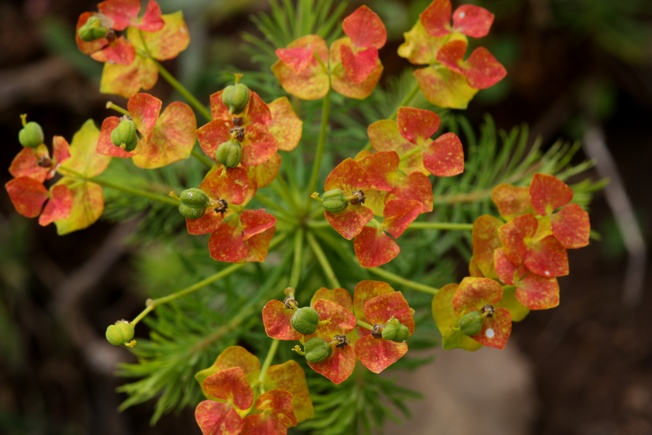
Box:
305;90;331;206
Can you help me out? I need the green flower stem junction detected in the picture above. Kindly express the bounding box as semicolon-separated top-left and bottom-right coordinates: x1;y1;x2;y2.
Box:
368;267;439;295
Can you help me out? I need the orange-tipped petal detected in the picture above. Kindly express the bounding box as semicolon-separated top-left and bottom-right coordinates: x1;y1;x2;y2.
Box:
499;214;537;265
5;177;48;218
355;335;407;373
469;307;511;349
452;277;504;316
452;5;494;38
330;39;383;100
130;12;189;61
421;0;452;37
465;47;507;89
353;226;400;268
472;214;503;279
202;367;254;410
491;184;531;219
494;248;516;285
364;292;415;334
195;400;243;435
52;180;105;235
396;107;441;143
307;343;355;385
9;145;51;182
264;361;314;423
340;45;379;85
387;172;433;213
268;97;302;152
311;287;353;311
186;211;223;235
382;199;421;238
342;5;387;49
423;132;464;177
352;280;394;320
272;35;329;100
39;184;73;226
262;300;302;341
524;235;569;277
514;272;560;310
551;203;590;249
529;173;573;216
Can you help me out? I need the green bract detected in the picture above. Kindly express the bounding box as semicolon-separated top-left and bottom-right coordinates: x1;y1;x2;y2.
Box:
291;306;320;335
110;118;138;152
304;337;332;363
222;83;250;115
381;318;409;342
322;189;348;213
215;139;242;168
78;16;108;42
458;311;483;336
105;320;135;346
18;121;44;148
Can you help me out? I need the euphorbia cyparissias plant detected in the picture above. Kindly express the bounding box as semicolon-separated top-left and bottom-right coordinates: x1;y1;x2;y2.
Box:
3;0;596;433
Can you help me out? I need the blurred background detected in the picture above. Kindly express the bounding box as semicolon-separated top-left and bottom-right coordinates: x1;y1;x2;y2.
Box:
1;0;651;434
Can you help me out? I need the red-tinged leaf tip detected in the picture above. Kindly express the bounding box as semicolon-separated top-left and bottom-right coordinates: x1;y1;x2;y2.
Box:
324;158;371;192
472;214;504;279
241;124;278;167
91;37;136;65
264;361;314;423
491;184;531;220
368;121;424;175
132;101;197;169
186;211;223;235
340;45;379;85
514;272;560;310
98;0;141;31
276;47;314;72
5;177;48;218
414;66;478;109
9;146;51;182
494;248;516;285
240;209;276;241
100;55;158;98
329;38;384;100
396;106;441;143
355;335;408;373
208;220;250;263
382;199;421;238
245;91;273;128
195;346;261;389
199;166;250;206
423;132;464;177
134;0;165;32
499;214;538;265
355;151;399;191
342;5;387;49
353;226;400;268
524;234;569;278
353;280;394;320
308;299;356;340
388;172;433;213
253;389;297;428
452;5;494;38
272;35;330;100
202;367;254;410
311;287;353;311
421;0;453;37
97;116;135;158
243;226;275;263
130;12;190;61
196;120;231;163
551;203;590;249
307;342;356;384
398;19;457;66
53;181;105;235
452;277;503;316
529;173;573;216
52;135;71;168
39;184;73;226
432;283;482;351
364;292;415;334
195;400;243;435
469;307;511;349
268;97;302;152
128;93;161;143
465;47;507;89
248;152;281;189
436;39;467;75
241;413;288;435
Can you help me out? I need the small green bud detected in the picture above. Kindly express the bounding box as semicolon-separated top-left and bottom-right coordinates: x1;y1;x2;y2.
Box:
78;16;109;42
304;337;332;363
322;189;348;213
18;118;44;148
222;78;250;115
215;140;242;168
105;320;135;346
290;307;320;335
458;311;483;336
110;118;138;152
381;318;410;342
180;188;210;207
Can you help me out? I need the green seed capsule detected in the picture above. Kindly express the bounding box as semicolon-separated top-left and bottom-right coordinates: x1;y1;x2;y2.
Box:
215;140;242;168
458;311;483;336
381;318;410;343
180;188;209;207
105;320;135;346
78;16;109;42
322;189;348;213
179;204;206;220
222;83;250;115
304;337;332;363
291;307;320;335
18;121;44;148
110;118;138;152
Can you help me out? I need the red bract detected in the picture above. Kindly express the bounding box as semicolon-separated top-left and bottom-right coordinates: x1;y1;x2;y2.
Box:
195;346;312;435
97;93;197;168
352;281;415;373
273;6;386;100
5;120;111;234
421;0;494;38
451;277;512;349
368;107;464;177
436;40;506;89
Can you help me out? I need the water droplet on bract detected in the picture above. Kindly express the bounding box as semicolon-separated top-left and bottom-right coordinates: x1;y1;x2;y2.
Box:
485;328;495;339
459;11;466;18
544;270;550;276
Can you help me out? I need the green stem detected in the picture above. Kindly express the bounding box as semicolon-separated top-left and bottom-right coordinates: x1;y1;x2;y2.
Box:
191;148;215;169
389;81;420;120
407;222;474;231
258;339;280;384
58;165;179;207
106;101;130;116
306;232;340;288
356;319;374;331
305;90;331;206
367;267;439;295
288;229;304;289
153;59;212;123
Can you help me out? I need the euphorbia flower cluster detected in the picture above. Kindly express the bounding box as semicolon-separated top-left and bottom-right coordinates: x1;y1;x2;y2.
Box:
398;0;506;108
76;0;189;97
273;5;386;100
194;346;313;435
262;281;414;383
